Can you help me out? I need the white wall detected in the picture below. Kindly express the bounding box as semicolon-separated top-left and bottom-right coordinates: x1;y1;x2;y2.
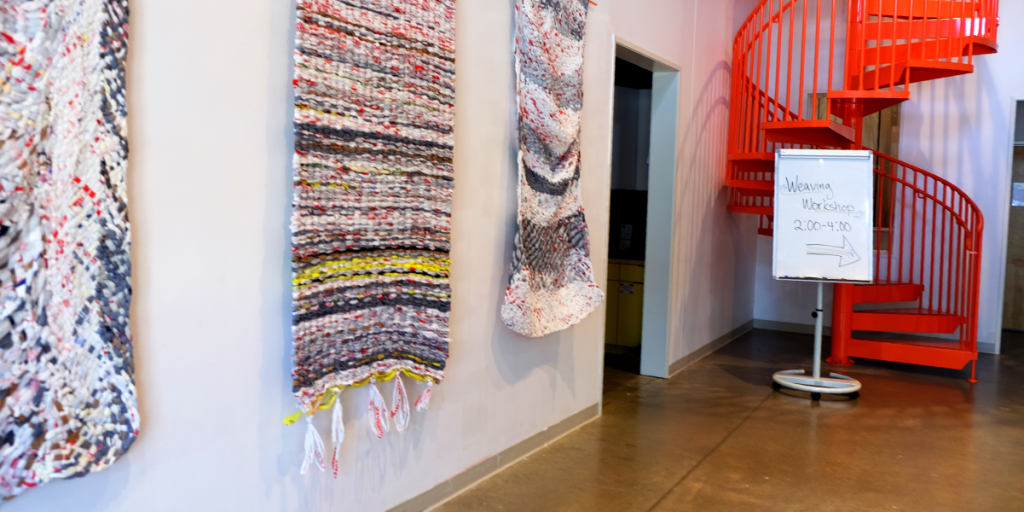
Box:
662;0;760;364
7;1;755;511
753;6;1021;356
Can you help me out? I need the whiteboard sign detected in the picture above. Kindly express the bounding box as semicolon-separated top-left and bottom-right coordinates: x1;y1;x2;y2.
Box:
772;149;874;283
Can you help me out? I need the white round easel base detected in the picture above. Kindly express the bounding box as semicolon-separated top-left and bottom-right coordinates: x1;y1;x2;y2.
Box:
772;370;862;398
770;283;863;401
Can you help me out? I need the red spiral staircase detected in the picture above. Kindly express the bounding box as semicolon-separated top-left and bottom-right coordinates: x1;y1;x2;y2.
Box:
727;0;999;381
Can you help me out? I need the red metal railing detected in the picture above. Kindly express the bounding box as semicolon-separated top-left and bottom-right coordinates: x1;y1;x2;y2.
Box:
848;0;1000;91
728;0;999;159
870;151;984;353
729;0;843;158
726;0;996;367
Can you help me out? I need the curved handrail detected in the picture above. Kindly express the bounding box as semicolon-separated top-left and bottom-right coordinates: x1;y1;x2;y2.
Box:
874;151;984;235
870;150;983;350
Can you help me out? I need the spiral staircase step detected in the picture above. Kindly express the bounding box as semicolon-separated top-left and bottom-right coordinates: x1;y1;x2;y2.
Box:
852;282;925;304
864;17;990;42
725;179;774;191
761;119;855;147
846;338;974;370
852;60;973;91
828;90;911;118
866;0;978;20
727;204;774;216
852;307;966;334
861;39;987;68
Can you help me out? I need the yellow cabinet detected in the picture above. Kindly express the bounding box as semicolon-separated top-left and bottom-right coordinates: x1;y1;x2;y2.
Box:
605;261;645;348
604;276;620;345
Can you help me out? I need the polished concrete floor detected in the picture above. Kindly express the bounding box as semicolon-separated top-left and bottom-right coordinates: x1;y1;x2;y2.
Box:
435;329;1024;512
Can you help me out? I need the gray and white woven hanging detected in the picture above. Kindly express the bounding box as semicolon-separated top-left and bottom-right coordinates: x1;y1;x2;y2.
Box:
0;0;137;500
287;0;455;475
502;0;603;337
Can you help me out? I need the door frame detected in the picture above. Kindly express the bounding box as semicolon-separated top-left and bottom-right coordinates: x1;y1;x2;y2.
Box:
607;38;681;379
995;97;1023;355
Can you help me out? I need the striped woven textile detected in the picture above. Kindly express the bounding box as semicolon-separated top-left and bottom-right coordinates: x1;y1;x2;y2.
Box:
0;0;136;499
290;0;455;422
502;0;603;337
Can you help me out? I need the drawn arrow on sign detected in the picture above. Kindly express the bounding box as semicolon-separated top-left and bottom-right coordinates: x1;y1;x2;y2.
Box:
806;236;861;267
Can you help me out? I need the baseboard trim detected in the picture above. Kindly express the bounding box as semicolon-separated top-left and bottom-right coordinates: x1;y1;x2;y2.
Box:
390;403;600;512
667;320;754;378
753;319;832;336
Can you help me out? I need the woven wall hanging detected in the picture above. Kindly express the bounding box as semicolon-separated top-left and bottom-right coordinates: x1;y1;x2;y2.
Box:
0;0;136;500
288;0;455;475
502;0;603;337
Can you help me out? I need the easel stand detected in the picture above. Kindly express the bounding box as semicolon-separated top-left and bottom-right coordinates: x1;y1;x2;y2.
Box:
772;282;862;400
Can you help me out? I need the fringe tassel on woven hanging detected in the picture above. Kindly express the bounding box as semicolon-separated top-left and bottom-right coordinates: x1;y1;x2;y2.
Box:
301;416;326;474
391;375;411;432
368;379;390;439
415;381;433;412
331;389;345;478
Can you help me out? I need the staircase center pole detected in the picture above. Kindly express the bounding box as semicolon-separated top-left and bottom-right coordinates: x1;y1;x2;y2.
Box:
828;283;855;365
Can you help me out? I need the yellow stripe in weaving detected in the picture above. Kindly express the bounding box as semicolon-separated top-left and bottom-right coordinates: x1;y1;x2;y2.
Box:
294;258;450;285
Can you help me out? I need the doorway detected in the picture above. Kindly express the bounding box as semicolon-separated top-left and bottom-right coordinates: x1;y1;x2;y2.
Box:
604;57;652;375
603;43;680;379
1002;101;1024;334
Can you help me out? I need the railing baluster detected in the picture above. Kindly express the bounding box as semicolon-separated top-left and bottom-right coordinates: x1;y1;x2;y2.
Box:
943;0;952;62
728;37;739;159
888;159;898;281
753;7;765;153
745;21;755;154
898;163;906;283
765;0;776;132
929;0;937;60
910;170;918;300
827;0;837;116
875;0;884;89
953;190;960;317
786;1;796;122
928;178;938;310
947;193;956;315
775;1;785;121
957;0;966;65
889;0;898;89
799;0;808;119
938;184;948;312
859;0;867;90
907;0;916;85
737;29;747;156
958;195;966;319
812;0;821;120
875;160;883;278
962;196;969;320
